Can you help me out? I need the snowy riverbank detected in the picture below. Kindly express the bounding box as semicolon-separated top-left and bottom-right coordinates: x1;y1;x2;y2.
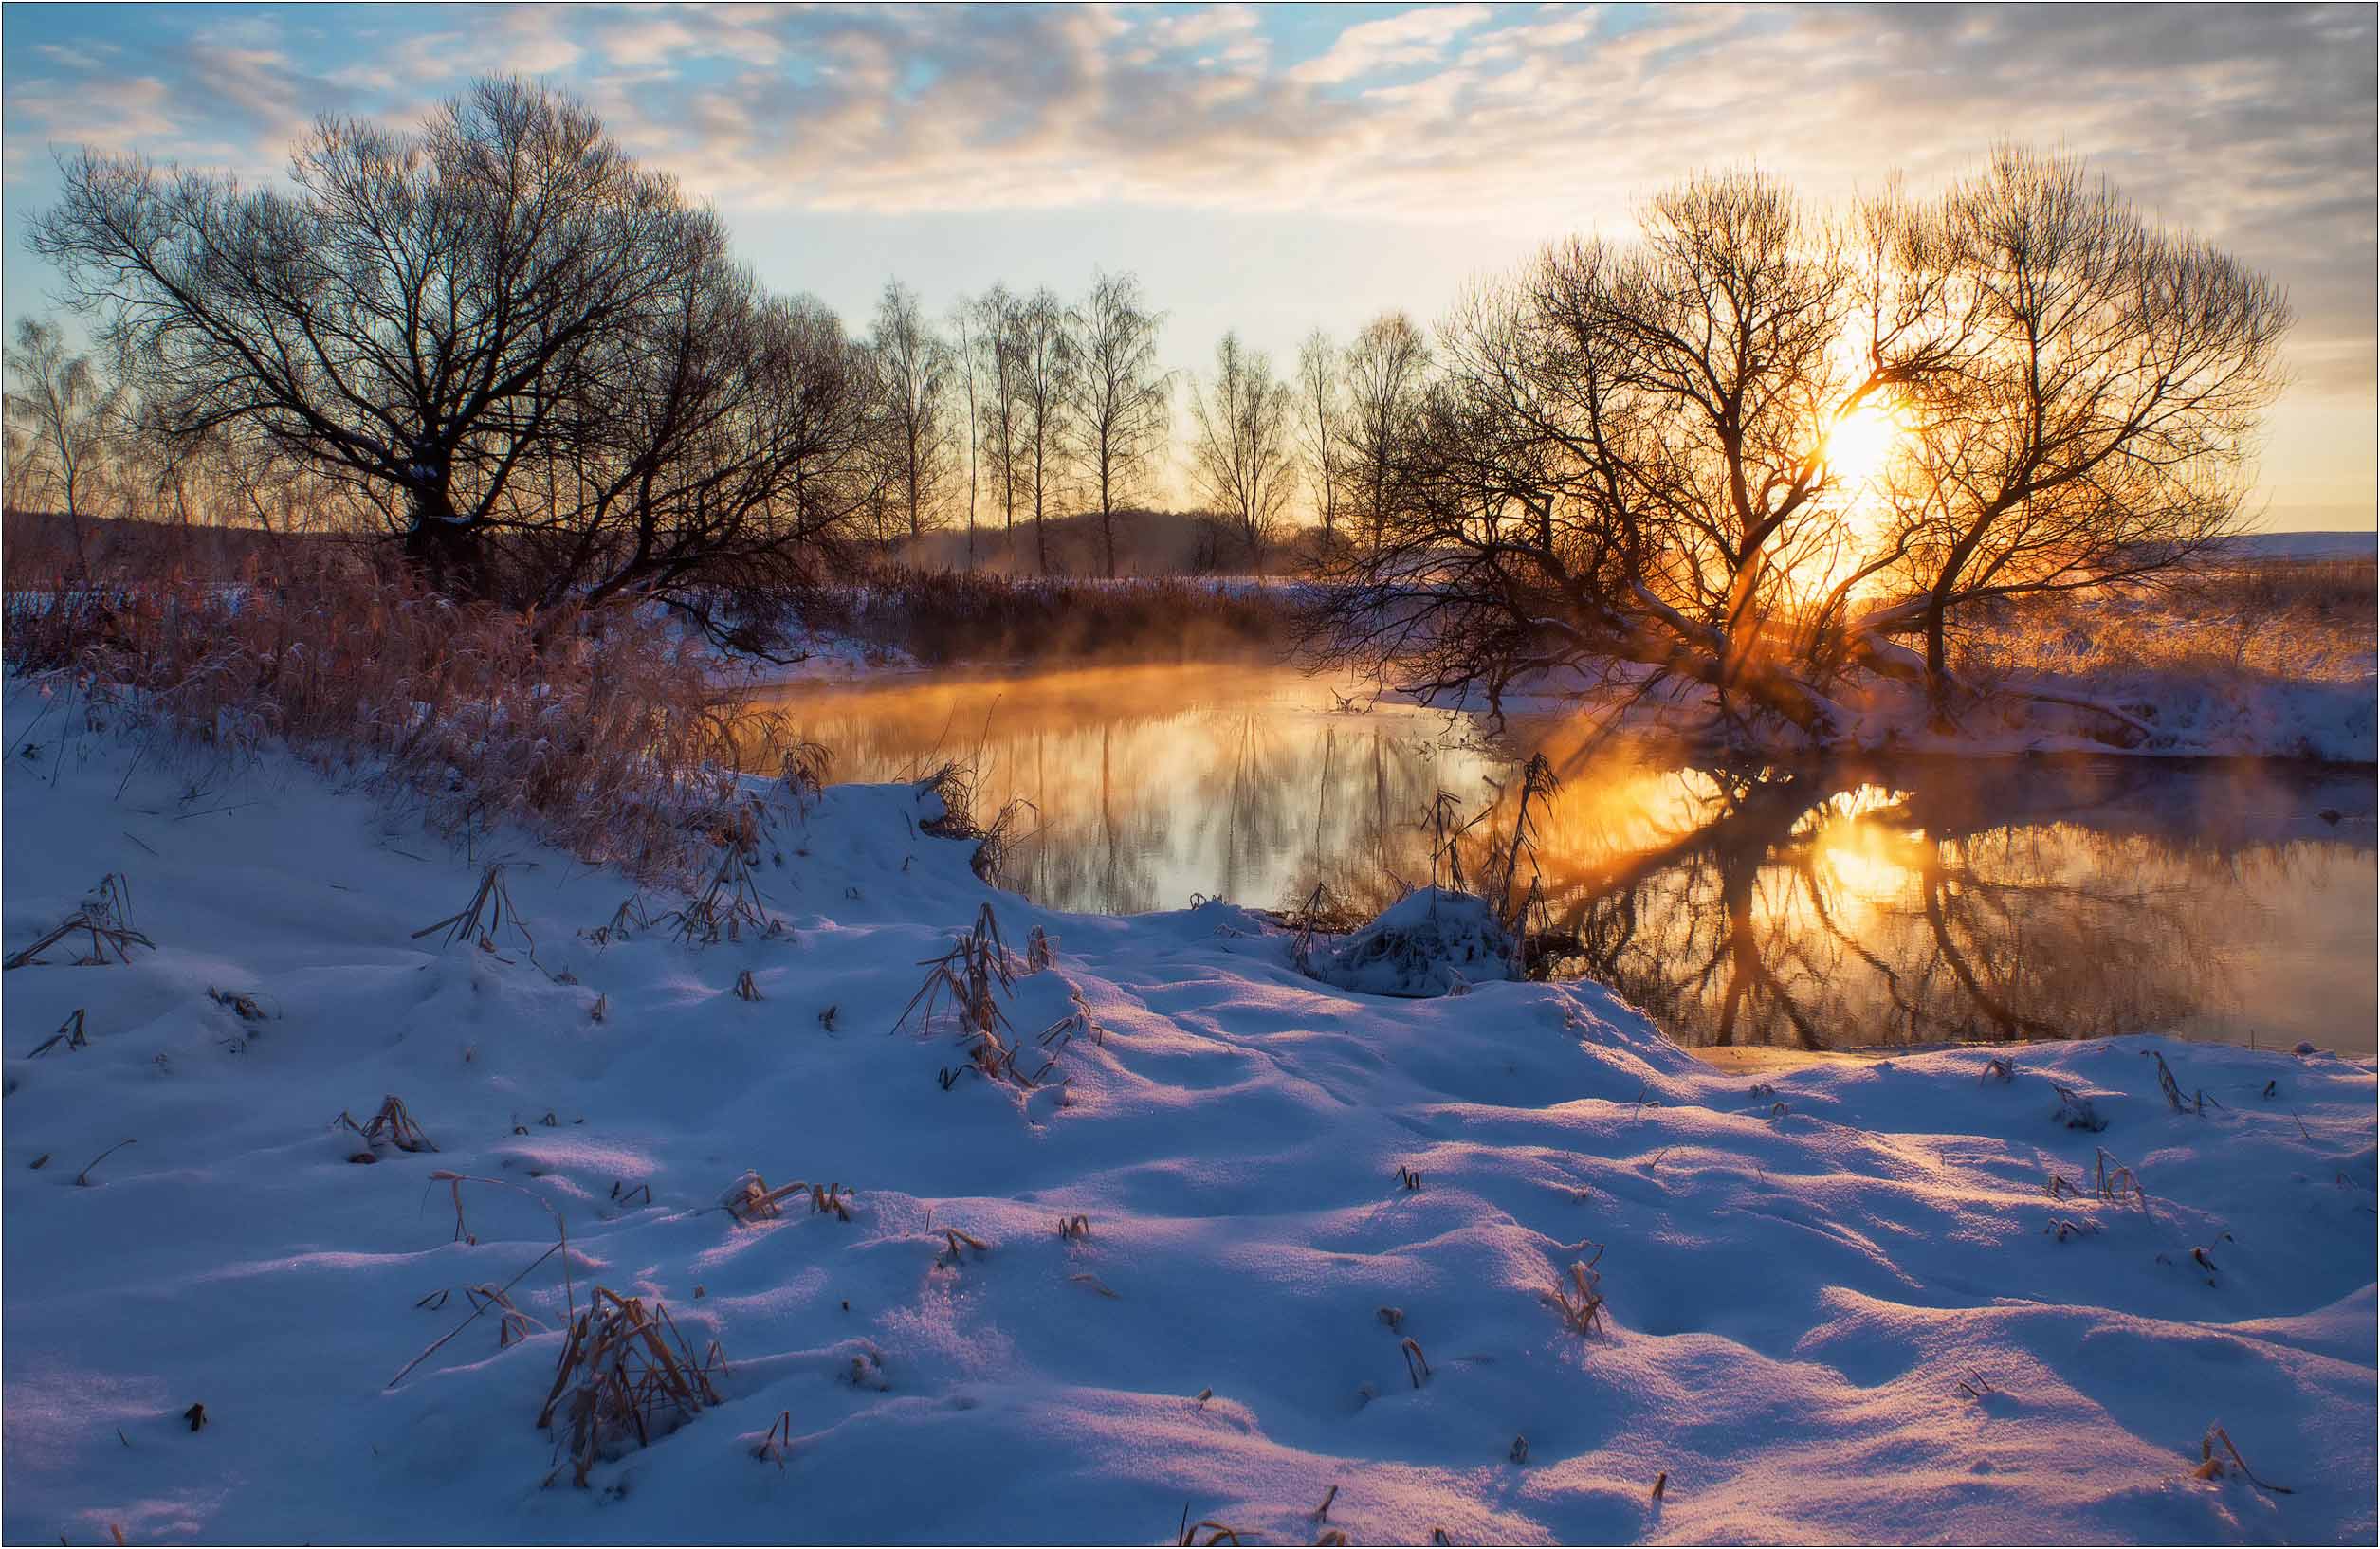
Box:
1403;661;2378;766
4;683;2374;1544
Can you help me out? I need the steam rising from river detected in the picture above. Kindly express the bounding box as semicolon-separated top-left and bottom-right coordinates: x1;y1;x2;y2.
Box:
745;664;2375;1053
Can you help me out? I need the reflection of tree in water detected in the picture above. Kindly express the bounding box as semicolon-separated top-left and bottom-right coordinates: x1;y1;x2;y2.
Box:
739;669;2366;1050
1476;755;2302;1048
1317;742;2326;1049
740;666;1498;918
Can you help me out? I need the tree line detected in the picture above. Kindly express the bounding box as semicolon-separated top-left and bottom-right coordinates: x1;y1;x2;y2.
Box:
9;78;2288;739
8;77;1414;608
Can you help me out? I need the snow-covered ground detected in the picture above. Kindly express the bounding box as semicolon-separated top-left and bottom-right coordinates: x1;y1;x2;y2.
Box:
1428;658;2377;765
4;683;2374;1545
2221;532;2376;563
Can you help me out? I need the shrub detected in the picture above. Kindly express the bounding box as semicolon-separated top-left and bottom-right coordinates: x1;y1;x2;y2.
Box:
821;567;1315;665
3;553;801;882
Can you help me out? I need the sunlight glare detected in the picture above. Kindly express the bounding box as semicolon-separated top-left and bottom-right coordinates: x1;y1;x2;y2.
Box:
1823;399;1907;487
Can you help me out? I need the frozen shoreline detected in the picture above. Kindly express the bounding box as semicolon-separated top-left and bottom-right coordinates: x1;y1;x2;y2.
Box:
4;682;2373;1545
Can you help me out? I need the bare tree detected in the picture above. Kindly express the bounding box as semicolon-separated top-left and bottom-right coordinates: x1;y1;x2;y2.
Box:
868;280;955;546
1189;332;1296;567
30;77;718;597
1068;269;1169;578
1312;160;2288;746
973;284;1024;564
1294;329;1346;553
949;297;982;570
538;281;882;626
5;317;126;574
1;421;41;517
1339;312;1430;559
1846;147;2291;709
1012;287;1073;574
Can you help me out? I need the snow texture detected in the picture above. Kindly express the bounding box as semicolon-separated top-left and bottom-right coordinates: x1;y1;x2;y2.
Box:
3;682;2373;1545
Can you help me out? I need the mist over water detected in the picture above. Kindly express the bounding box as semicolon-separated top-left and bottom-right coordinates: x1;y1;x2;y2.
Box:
746;663;2376;1054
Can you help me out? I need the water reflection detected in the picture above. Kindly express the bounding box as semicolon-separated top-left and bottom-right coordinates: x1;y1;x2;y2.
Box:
744;664;2375;1053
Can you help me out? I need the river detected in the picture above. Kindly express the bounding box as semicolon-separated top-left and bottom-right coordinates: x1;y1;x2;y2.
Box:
745;662;2376;1054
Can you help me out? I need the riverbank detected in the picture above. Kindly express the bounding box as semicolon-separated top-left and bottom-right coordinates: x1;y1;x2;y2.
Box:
5;680;2373;1544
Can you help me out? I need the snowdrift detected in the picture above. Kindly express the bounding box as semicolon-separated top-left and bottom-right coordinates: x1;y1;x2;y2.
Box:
2;681;2373;1545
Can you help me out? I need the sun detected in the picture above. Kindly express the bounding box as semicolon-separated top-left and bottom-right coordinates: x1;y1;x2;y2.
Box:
1822;398;1907;487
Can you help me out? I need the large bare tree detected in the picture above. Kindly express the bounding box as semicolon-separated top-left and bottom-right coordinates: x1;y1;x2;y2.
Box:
1068;269;1168;578
29;78;725;598
1189;332;1296;567
1846;148;2292;713
1313;159;2286;745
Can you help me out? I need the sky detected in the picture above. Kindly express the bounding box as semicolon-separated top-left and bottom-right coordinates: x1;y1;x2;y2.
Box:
2;1;2373;530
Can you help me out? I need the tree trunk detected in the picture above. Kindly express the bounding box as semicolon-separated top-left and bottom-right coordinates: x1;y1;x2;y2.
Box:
1100;461;1115;580
402;478;486;598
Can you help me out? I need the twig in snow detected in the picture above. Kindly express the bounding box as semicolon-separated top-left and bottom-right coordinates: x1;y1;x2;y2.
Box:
75;1138;135;1186
1551;1245;1608;1336
754;1410;794;1468
2193;1423;2293;1493
1401;1336;1431;1388
1173;1506;1246;1546
28;1009;88;1056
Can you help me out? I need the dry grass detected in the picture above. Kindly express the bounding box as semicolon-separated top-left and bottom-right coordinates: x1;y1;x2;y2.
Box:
722;1172;853;1225
2193;1422;2294;1494
27;1008;88;1056
1173;1504;1251;1547
412;865;540;964
2049;1082;2107;1132
4;873;153;970
335;1094;439;1155
665;819;780;945
74;1137;135;1186
2146;1048;2222;1116
537;1285;726;1487
1968;559;2375;687
2092;1147;2152;1215
4;559;812;884
1400;1336;1432;1389
1551;1244;1609;1337
899;903;1030;1085
823;567;1312;666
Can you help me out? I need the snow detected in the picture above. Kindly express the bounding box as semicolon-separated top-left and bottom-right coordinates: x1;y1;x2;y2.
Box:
2220;532;2376;563
1314;887;1519;997
4;681;2374;1545
1450;663;2379;766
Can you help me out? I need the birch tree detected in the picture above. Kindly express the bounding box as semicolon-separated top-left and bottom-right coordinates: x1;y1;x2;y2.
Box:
1068;270;1169;578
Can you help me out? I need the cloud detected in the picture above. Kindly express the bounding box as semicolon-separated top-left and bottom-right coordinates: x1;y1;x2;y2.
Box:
3;1;2370;396
1287;6;1488;84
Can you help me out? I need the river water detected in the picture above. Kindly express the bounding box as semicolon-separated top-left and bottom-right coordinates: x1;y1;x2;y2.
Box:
746;663;2376;1054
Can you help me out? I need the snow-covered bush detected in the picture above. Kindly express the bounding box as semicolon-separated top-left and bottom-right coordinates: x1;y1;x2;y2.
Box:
1313;886;1518;997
